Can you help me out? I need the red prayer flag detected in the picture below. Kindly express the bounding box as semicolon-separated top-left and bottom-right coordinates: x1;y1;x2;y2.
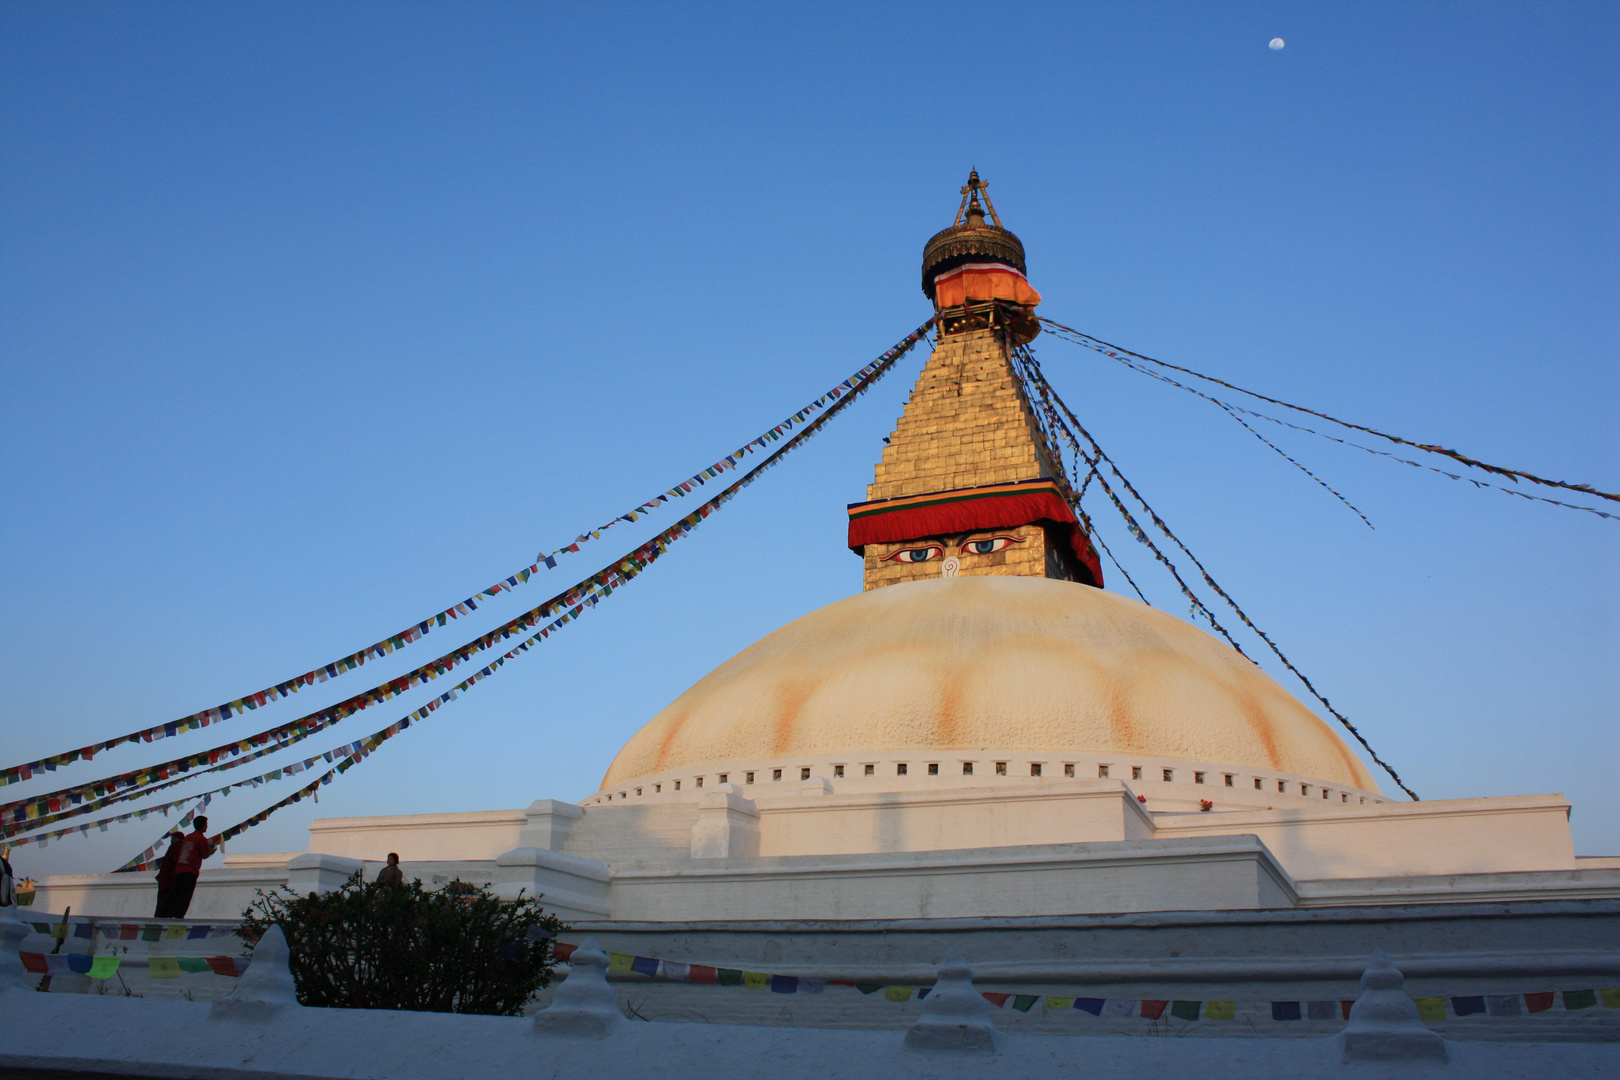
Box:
981;992;1011;1007
1140;1000;1168;1019
1524;992;1555;1013
552;942;576;963
687;964;718;984
20;952;48;973
206;956;241;976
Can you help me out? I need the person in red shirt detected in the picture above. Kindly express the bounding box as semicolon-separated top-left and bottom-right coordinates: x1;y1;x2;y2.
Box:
159;817;215;918
152;831;184;917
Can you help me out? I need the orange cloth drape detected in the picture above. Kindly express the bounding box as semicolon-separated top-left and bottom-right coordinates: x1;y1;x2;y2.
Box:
933;263;1041;308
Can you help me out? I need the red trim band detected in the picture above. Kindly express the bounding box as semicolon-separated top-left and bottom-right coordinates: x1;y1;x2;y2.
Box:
848;479;1103;587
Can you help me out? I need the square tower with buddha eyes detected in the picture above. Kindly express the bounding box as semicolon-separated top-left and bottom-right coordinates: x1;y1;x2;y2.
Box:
848;172;1104;592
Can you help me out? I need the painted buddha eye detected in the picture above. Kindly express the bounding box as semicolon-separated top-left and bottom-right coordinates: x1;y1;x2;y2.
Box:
886;546;943;563
962;535;1022;556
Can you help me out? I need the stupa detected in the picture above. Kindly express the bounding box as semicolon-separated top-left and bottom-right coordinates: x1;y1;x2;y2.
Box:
36;175;1616;954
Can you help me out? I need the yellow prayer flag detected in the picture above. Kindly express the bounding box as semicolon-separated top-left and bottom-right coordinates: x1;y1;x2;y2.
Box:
1204;1000;1236;1020
884;986;914;1002
164;925;186;940
149;957;181;979
743;971;769;990
1045;996;1074;1011
607;952;634;975
1602;988;1620;1009
1414;997;1446;1022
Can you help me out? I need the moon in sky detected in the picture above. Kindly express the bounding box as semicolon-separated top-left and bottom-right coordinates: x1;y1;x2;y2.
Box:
1269;38;1286;50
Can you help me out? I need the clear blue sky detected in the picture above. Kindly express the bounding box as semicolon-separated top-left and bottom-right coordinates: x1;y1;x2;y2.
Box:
3;2;1615;879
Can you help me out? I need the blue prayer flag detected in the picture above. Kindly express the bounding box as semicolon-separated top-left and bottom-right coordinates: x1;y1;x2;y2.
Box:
770;975;798;994
1272;1001;1302;1021
1075;998;1105;1016
631;956;660;978
1452;996;1487;1017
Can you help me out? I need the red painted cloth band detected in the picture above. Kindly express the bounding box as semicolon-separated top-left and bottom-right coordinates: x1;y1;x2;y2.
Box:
847;479;1103;587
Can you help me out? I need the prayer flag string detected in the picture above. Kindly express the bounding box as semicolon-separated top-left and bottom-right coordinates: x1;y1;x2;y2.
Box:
1044;320;1613;522
51;321;930;861
1010;342;1418;801
545;942;1619;1022
0;324;934;790
1;322;934;825
110;317;926;854
1036;316;1620;511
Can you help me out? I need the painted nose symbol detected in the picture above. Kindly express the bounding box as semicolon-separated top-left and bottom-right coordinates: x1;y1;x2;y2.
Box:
941;556;961;578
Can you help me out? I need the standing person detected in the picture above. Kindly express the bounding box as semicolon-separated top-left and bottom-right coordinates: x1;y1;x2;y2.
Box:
153;831;184;917
161;817;215;918
376;852;404;888
0;847;15;908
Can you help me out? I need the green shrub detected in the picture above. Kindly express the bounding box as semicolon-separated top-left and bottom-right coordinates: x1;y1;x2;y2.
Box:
240;874;566;1015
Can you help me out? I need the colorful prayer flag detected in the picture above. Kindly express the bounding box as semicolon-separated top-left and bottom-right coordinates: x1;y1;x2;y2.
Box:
1413;998;1446;1022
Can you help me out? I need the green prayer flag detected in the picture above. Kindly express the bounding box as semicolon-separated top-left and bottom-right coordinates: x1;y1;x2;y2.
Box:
1171;1000;1201;1021
141;925;162;942
1563;990;1597;1010
717;968;742;986
855;983;881;995
1013;995;1038;1013
88;956;120;979
178;957;210;974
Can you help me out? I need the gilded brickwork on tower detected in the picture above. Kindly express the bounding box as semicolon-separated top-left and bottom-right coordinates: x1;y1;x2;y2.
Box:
861;327;1078;592
867;328;1056;503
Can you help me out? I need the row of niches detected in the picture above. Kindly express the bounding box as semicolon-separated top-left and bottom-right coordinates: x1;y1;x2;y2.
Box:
589;754;1389;808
